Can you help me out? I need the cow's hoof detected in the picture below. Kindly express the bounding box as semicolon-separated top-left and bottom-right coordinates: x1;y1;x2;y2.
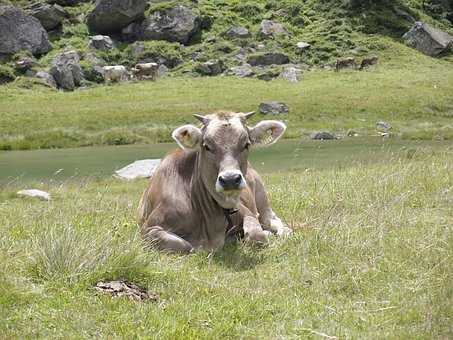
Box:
276;226;292;237
245;229;269;246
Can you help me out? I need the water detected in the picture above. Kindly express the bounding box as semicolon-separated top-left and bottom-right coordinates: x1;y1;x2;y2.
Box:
0;138;448;183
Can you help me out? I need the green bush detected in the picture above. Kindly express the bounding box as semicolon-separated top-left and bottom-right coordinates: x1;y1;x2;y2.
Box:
0;65;15;85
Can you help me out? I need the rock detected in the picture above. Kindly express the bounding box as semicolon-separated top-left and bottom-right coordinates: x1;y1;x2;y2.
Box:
403;21;453;57
335;57;357;71
376;121;392;132
87;0;148;34
229;64;254;78
136;5;201;45
247;52;290;66
50;50;83;90
114;159;161;180
194;59;224;76
17;189;50;201
82;64;105;83
14;56;36;72
224;26;251;39
259;20;288;38
296;41;311;51
26;2;67;31
157;64;168;77
35;71;57;88
359;56;379;70
280;66;301;83
0;5;52;57
256;68;280;81
259;102;289;115
311;132;336;140
89;35;113;51
103;65;130;83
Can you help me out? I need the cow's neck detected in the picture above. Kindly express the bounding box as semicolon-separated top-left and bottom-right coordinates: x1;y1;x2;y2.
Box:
191;152;227;240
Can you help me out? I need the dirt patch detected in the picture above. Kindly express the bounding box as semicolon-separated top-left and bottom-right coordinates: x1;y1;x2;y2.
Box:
94;280;159;302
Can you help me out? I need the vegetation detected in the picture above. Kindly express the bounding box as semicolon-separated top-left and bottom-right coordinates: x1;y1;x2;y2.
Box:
1;143;452;338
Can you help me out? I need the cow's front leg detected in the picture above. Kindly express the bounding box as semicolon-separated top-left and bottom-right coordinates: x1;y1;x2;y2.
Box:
268;210;292;237
243;215;269;246
143;226;193;253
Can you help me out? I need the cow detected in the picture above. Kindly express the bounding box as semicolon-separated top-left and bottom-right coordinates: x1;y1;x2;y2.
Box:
137;111;292;253
359;56;379;70
335;57;357;71
132;63;159;81
103;65;130;83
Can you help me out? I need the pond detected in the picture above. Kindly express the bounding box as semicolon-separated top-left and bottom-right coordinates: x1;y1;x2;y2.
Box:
0;138;448;183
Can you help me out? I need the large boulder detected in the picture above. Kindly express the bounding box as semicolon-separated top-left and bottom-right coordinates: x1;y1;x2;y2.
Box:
135;5;201;45
224;26;251;39
50;51;83;90
114;159;161;180
194;59;224;76
259;102;289;115
0;5;52;57
247;52;290;66
26;2;67;31
87;0;148;34
259;20;288;38
403;22;453;56
89;35;114;51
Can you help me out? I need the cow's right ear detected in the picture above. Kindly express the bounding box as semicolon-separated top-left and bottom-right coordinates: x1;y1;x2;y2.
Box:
172;125;202;149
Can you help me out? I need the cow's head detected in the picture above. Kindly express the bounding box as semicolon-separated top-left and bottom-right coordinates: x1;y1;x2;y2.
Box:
172;112;286;209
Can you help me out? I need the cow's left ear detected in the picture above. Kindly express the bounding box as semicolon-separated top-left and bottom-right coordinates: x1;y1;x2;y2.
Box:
172;125;202;149
249;120;286;146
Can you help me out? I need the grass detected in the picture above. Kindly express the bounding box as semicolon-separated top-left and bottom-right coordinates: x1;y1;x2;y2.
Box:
0;142;452;338
1;40;453;151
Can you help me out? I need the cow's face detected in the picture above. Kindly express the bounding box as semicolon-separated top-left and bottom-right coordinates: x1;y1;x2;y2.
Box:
172;112;286;209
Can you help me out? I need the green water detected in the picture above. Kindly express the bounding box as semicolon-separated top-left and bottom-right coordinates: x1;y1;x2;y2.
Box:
0;138;449;183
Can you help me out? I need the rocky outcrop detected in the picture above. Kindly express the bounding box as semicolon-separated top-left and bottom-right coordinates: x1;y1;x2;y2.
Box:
247;52;290;66
87;0;148;34
26;2;67;31
259;102;289;115
133;5;201;45
403;21;453;56
224;26;251;39
50;51;83;90
89;35;114;51
0;5;52;57
259;20;288;38
194;59;224;76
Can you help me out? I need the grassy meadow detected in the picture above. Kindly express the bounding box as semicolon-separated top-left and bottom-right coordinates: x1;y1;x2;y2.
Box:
1;40;453;151
1;142;452;338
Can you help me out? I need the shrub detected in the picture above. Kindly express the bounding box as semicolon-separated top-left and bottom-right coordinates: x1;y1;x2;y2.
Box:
0;65;15;85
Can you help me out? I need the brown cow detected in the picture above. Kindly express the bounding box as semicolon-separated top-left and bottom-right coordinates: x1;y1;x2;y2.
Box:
138;111;292;252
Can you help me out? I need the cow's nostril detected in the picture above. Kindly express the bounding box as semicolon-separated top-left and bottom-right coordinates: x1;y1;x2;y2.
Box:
219;176;226;185
233;174;242;185
218;173;243;190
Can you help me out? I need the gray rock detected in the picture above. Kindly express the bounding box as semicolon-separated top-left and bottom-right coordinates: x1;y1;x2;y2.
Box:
114;159;161;180
403;21;453;56
0;5;52;57
296;41;311;51
17;189;50;201
247;52;290;66
259;20;288;38
89;35;114;51
194;59;224;76
14;56;36;72
136;5;201;45
224;26;251;39
35;71;57;88
256;68;280;81
83;64;105;83
280;66;301;83
157;64;168;77
311;132;336;140
50;51;83;90
259;101;289;115
26;2;67;31
87;0;147;34
376;121;392;132
229;64;254;78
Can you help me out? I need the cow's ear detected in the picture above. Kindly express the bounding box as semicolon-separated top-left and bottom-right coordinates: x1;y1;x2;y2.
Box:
249;120;286;146
172;125;202;149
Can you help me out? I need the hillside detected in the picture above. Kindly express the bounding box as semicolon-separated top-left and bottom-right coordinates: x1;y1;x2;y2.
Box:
0;0;453;150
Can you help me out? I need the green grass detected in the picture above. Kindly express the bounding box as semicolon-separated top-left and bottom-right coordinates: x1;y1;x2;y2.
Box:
0;143;452;338
1;41;453;151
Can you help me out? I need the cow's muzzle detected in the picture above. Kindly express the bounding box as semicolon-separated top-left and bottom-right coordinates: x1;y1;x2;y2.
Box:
216;170;246;192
